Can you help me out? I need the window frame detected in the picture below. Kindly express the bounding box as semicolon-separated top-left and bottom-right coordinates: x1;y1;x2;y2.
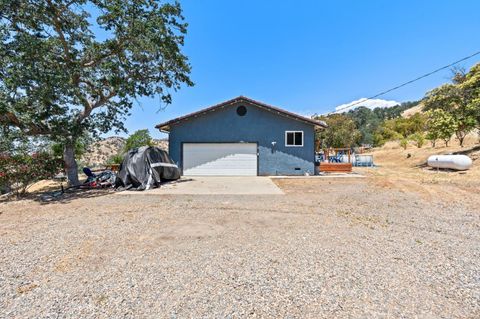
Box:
285;130;304;147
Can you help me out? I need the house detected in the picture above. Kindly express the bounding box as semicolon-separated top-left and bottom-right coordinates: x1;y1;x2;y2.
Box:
155;96;327;176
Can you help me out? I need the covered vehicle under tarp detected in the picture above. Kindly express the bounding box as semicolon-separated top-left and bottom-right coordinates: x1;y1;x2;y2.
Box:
117;146;180;191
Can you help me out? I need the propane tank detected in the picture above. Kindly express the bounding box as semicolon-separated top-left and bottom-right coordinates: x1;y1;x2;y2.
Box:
427;155;472;171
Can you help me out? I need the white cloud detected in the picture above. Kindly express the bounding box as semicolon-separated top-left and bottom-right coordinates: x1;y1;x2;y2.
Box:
334;98;400;113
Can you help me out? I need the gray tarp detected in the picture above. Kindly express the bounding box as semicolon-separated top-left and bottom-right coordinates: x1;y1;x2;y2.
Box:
117;146;180;191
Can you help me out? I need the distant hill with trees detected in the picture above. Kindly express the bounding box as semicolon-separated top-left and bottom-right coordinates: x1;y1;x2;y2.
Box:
80;131;168;168
347;101;420;146
314;62;480;149
314;101;421;148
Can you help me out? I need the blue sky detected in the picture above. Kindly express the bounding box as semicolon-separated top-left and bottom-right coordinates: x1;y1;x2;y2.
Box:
116;0;480;138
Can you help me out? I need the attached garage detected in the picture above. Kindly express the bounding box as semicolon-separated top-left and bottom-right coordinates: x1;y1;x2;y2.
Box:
156;96;327;176
182;143;258;176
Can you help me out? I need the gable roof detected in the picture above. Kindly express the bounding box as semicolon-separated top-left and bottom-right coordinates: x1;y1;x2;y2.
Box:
155;96;327;132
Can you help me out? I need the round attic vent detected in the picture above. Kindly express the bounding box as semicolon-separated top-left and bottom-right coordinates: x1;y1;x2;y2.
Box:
236;105;247;116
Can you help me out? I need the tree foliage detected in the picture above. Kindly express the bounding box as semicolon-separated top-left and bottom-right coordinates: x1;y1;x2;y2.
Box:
346;107;382;146
459;63;480;139
0;0;193;184
425;109;457;147
106;153;124;165
314;101;421;148
314;114;361;148
346;101;420;146
105;129;153;165
423;64;480;146
373;113;426;147
408;132;425;148
372;101;418;120
51;133;91;158
399;138;408;150
0;126;63;196
0;152;63;196
124;129;153;152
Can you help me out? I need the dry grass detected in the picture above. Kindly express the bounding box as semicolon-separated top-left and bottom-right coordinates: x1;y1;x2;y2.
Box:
358;132;480;189
401;103;423;118
80;136;168;167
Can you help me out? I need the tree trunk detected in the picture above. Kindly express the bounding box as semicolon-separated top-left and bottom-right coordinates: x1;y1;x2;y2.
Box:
63;142;80;186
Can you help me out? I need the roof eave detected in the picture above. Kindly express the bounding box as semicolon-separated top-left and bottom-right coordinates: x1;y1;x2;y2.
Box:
155;96;328;131
158;127;170;134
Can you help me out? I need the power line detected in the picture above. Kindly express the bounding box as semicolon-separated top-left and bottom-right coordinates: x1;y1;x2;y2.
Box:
335;50;480;112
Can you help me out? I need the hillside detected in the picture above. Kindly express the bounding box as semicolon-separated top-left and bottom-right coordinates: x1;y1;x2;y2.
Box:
379;103;480;178
401;103;423;118
81;136;168;167
359;132;480;187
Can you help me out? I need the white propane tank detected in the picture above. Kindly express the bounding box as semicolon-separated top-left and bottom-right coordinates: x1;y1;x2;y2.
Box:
427;155;472;171
340;155;354;163
355;155;374;166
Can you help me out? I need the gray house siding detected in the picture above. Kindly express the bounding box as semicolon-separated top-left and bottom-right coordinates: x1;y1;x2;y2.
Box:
168;101;315;175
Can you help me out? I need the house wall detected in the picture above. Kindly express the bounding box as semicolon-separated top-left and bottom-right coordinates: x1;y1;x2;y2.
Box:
167;101;316;175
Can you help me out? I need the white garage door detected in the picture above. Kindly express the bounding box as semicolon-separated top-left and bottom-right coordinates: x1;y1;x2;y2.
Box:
183;143;257;176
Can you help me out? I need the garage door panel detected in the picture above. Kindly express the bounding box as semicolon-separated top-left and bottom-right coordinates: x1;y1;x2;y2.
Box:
183;143;257;176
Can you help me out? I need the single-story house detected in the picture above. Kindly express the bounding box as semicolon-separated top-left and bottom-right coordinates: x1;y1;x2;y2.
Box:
155;96;327;176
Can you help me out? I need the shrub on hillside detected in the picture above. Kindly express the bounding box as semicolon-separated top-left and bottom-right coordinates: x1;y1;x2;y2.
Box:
408;132;425;148
399;138;409;150
373;113;426;147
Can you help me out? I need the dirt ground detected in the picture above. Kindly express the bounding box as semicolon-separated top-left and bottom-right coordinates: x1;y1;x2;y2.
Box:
363;133;480;189
1;155;479;318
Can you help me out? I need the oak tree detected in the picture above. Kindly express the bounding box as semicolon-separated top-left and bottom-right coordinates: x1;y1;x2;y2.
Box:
0;0;193;185
425;109;457;147
314;113;361;148
423;64;480;147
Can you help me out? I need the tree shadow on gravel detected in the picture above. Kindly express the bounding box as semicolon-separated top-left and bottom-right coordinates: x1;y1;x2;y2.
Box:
37;188;116;205
0;179;191;205
1;188;115;205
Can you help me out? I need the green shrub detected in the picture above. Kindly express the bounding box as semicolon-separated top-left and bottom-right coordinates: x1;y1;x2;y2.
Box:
425;131;438;147
124;129;153;152
399;138;408;150
107;153;124;165
408;133;425;148
0;152;63;197
373;113;426;147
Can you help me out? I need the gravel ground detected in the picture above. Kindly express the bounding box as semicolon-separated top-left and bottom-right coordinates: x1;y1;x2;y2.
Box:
0;177;479;318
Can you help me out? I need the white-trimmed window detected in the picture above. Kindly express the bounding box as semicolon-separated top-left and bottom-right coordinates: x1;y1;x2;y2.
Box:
285;131;303;147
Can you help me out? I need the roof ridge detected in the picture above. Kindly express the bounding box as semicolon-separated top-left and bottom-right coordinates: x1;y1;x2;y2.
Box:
155;96;327;131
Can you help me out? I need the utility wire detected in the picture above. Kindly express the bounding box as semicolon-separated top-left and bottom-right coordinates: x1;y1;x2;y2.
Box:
335;50;480;112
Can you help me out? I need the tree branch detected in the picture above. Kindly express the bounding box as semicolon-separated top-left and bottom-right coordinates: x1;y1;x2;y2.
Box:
47;0;72;65
82;49;120;68
0;112;22;127
76;86;116;123
81;34;132;68
94;89;116;109
0;112;50;136
80;79;101;96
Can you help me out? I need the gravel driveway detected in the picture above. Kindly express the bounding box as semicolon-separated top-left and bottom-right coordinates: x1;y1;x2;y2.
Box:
0;177;479;318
